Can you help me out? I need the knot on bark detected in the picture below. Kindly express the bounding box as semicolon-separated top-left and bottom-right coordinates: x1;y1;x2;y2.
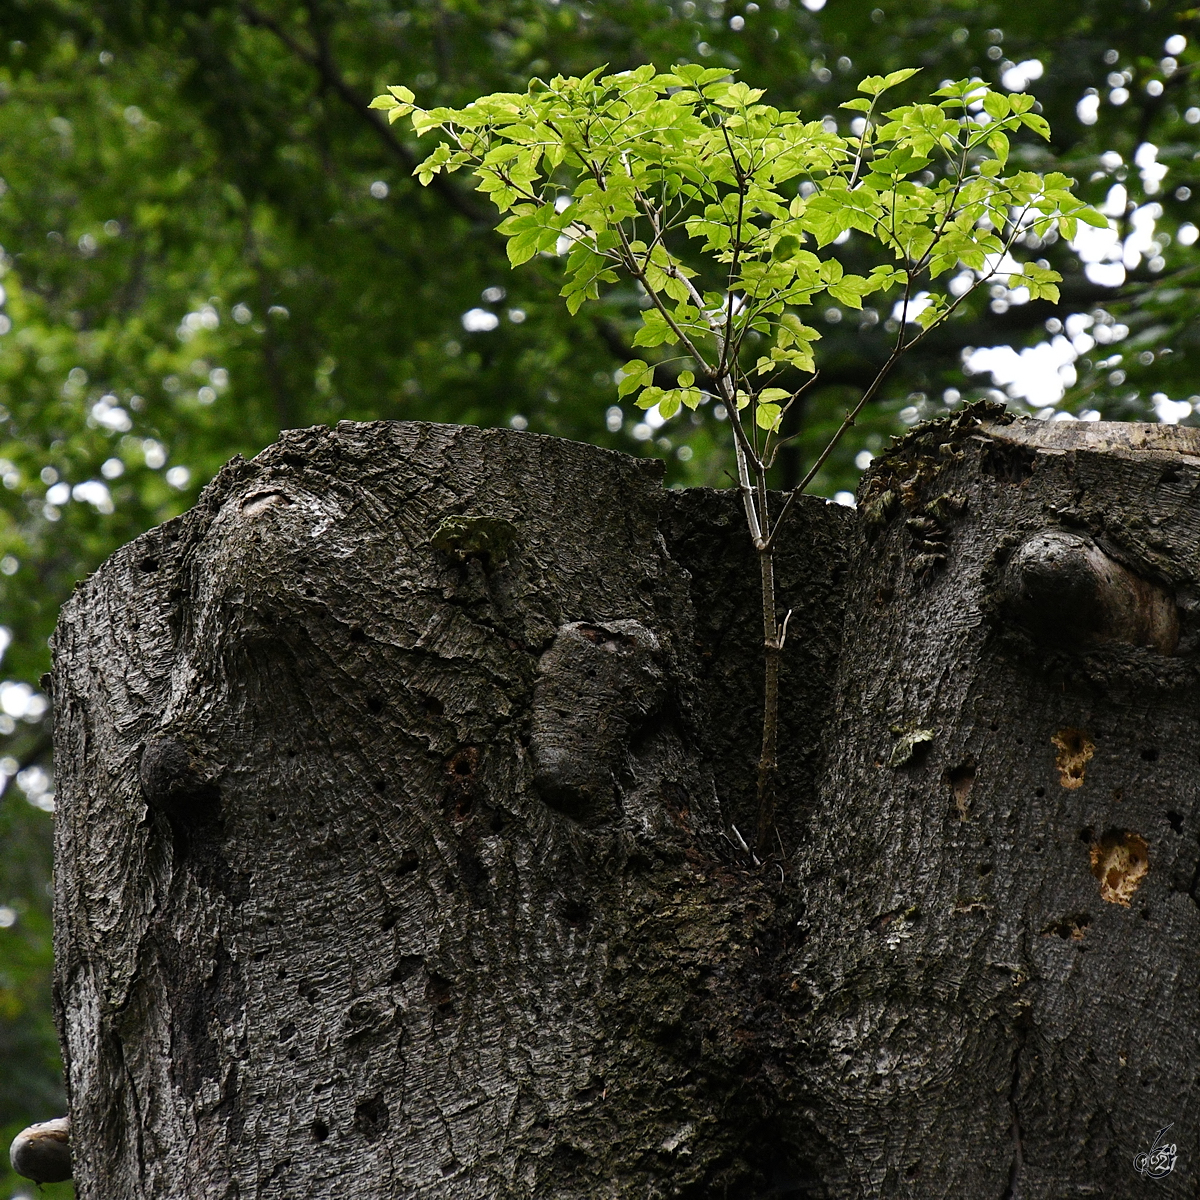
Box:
530;620;665;825
140;736;220;825
429;513;518;569
140;729;216;806
1001;529;1178;655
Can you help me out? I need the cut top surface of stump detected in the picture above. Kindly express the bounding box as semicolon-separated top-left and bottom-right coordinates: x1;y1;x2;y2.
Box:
979;417;1200;457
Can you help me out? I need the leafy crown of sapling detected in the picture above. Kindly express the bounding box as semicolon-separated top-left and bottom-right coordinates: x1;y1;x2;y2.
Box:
371;64;1101;854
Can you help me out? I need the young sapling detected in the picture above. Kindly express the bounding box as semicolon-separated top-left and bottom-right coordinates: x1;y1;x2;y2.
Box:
372;65;1101;854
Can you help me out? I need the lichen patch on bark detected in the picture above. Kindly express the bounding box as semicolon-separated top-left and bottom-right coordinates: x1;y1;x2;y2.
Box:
1089;830;1149;906
889;727;934;768
1052;727;1094;789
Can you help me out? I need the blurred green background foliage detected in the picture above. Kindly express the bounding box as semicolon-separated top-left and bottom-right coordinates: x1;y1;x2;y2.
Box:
2;0;1198;1192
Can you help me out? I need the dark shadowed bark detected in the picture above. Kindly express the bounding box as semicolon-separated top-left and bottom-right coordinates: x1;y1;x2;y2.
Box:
49;414;1200;1198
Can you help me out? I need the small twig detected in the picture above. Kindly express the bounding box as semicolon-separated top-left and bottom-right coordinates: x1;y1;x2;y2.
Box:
778;608;794;650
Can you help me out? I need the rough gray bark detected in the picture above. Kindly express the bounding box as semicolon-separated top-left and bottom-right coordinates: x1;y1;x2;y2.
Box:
794;411;1200;1197
51;421;844;1199
50;413;1200;1198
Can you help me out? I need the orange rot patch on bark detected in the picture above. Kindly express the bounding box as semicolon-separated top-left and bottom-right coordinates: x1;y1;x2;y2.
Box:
1089;830;1149;906
1052;728;1094;789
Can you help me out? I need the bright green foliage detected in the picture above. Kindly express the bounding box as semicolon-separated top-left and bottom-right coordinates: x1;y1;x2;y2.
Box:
379;65;1096;458
383;63;1099;864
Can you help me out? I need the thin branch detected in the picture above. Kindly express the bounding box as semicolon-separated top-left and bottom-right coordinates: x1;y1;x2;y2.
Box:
764;276;914;543
847;100;877;189
763;372;823;467
611;225;712;373
763;200;1038;547
660;222;768;546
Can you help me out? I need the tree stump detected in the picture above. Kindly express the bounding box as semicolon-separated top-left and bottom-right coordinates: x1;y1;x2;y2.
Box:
50;413;1200;1197
50;421;845;1198
796;413;1200;1196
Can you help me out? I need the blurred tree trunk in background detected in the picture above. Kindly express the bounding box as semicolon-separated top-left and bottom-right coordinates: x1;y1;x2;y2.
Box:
51;413;1200;1197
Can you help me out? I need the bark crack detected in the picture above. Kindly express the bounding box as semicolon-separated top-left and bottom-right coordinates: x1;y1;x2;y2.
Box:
115;1032;150;1189
1000;1020;1027;1200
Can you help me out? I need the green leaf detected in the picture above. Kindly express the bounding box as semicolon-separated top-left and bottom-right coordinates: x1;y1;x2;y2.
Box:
713;82;766;108
498;203;563;265
826;273;874;309
632;309;680;348
933;79;987;104
677;369;695;387
506;230;541;266
840;97;874;112
1019;112;1051;139
858;67;920;97
771;234;801;261
779;313;821;341
411;109;445;137
756;402;782;431
764;345;816;373
914;295;947;329
617;360;654;396
982;91;1011;120
868;147;930;178
868;265;906;291
1009;261;1062;303
801;202;852;248
657;391;682;420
